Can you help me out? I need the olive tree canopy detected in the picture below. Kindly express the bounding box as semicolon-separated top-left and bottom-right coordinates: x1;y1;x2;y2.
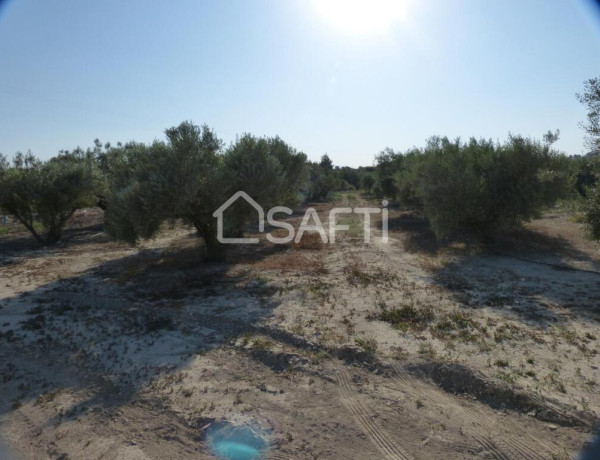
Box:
0;150;102;244
105;121;308;260
577;76;600;152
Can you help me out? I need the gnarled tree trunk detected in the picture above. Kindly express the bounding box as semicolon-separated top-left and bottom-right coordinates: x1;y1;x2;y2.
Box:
194;221;224;261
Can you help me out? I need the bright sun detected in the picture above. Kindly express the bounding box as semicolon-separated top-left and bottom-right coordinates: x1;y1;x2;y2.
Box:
314;0;408;35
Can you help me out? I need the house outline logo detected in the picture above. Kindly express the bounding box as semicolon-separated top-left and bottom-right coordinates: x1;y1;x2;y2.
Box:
212;191;264;244
213;191;389;245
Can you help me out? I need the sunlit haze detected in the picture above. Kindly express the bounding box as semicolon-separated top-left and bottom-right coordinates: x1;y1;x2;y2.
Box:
313;0;409;35
1;0;600;166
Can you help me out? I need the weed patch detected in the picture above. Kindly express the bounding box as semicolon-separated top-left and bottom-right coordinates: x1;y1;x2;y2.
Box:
431;311;484;343
379;303;435;332
354;336;378;354
494;323;521;343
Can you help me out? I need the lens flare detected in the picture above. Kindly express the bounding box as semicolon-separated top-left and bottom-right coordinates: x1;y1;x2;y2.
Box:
314;0;409;35
206;421;269;460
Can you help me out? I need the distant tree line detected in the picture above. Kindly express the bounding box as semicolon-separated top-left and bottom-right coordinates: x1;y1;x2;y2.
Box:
306;154;374;201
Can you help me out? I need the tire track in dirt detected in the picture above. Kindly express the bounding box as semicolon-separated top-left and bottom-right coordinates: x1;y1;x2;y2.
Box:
371;233;567;458
390;361;512;459
389;362;566;459
473;436;511;460
337;370;413;460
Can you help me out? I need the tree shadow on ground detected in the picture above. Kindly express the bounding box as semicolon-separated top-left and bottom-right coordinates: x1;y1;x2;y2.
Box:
387;211;440;255
0;231;288;441
389;211;600;329
0;218;109;266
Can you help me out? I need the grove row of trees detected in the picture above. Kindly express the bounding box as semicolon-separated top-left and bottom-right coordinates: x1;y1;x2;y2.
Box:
3;73;600;254
0;126;577;253
0;122;346;258
364;75;600;242
371;132;573;239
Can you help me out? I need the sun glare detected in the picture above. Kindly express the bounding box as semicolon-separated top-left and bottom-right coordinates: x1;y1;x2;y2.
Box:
314;0;408;35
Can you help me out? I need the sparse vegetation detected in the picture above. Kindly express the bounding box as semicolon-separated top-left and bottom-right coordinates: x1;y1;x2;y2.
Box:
418;342;436;360
1;189;598;459
379;303;435;332
494;359;510;368
354;336;378;354
2;6;600;459
251;338;274;350
494;323;521;343
432;311;483;343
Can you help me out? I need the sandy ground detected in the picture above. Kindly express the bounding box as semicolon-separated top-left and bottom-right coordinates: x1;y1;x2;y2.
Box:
0;197;599;459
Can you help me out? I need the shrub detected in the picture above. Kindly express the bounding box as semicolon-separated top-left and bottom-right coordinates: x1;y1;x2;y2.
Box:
379;304;435;332
576;76;600;241
340;167;361;189
394;148;422;207
374;147;404;200
572;154;599;198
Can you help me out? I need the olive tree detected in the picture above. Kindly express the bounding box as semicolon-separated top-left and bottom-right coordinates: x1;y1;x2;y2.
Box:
222;134;307;236
374;148;403;199
577;76;600;152
393;134;573;239
105;121;226;260
307;155;339;201
361;174;375;194
577;77;600;240
0;151;101;244
105;122;308;260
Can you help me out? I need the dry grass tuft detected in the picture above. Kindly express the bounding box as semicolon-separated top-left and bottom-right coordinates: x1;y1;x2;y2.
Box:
291;232;326;250
344;260;397;287
251;250;327;274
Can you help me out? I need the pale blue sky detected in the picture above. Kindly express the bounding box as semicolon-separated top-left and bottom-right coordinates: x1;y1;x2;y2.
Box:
1;0;600;166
